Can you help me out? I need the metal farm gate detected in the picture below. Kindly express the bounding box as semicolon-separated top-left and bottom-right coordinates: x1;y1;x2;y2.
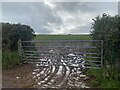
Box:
18;40;103;69
18;40;103;88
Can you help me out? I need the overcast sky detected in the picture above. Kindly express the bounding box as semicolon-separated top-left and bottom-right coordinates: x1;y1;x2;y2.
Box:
2;2;118;34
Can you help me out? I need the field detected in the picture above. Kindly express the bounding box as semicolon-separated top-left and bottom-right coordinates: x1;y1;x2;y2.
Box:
34;34;91;40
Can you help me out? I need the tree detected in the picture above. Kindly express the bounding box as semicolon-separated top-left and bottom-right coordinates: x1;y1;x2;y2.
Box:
2;23;36;51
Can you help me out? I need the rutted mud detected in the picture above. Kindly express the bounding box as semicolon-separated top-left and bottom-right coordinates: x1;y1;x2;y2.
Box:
33;64;90;88
2;63;90;88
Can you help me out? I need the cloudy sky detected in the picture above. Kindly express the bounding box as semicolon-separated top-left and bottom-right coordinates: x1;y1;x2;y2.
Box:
2;1;118;34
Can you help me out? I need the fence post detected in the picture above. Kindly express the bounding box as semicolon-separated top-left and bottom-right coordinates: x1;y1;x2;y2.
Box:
18;39;21;55
18;39;23;60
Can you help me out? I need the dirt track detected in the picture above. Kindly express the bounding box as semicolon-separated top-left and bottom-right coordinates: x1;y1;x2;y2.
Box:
2;63;91;88
2;64;36;88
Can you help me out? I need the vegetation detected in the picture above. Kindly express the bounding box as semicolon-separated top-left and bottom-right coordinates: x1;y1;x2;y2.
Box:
2;23;35;51
2;23;35;69
34;34;91;40
86;68;119;88
88;13;120;88
2;51;21;69
91;13;119;67
0;23;2;67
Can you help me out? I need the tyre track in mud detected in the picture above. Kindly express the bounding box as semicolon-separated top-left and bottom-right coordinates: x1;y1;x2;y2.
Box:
34;64;71;88
37;64;59;88
32;57;90;88
36;65;52;80
47;65;66;88
57;66;70;87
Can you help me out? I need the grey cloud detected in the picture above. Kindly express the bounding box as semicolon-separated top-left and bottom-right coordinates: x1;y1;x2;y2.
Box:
69;24;92;34
2;2;118;34
54;2;117;15
2;2;63;34
3;2;63;24
35;26;53;34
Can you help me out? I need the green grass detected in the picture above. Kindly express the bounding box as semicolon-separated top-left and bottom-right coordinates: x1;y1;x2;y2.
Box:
2;51;21;69
86;68;119;88
34;34;91;40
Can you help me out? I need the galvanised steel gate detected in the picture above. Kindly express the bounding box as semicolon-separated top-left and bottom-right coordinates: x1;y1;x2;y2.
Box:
18;40;103;69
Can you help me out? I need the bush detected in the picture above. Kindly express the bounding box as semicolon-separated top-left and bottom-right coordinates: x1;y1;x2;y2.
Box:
2;23;35;51
2;23;36;69
91;13;120;67
90;13;120;88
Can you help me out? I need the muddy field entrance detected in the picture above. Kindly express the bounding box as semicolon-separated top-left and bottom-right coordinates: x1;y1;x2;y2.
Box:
16;40;103;88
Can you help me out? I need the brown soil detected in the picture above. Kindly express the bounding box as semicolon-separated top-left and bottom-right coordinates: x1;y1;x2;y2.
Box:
2;63;37;88
2;63;92;88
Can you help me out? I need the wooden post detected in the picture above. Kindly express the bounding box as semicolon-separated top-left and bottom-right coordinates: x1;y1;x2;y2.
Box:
18;39;23;60
18;39;21;55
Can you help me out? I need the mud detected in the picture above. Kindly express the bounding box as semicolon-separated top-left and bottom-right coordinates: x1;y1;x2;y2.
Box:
2;63;91;88
2;63;36;88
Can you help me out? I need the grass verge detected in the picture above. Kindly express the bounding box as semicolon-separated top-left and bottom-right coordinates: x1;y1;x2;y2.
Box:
86;67;119;88
2;51;21;69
